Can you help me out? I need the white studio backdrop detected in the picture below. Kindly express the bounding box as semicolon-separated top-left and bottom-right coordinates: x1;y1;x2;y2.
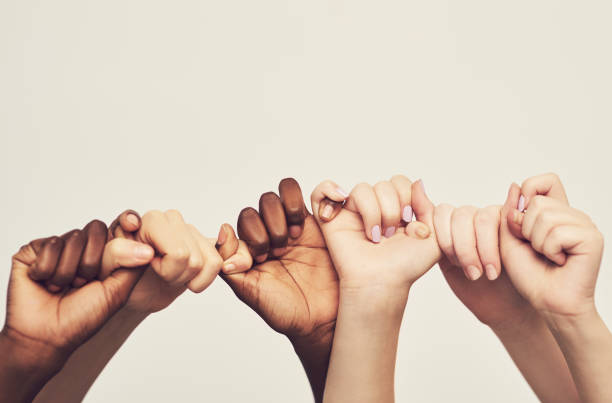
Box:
1;1;611;402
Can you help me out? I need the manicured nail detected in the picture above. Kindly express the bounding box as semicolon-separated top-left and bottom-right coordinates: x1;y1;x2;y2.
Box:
384;226;396;238
217;226;228;246
485;264;498;281
72;277;87;288
321;204;334;220
272;247;287;257
518;195;525;212
419;179;425;193
136;245;154;259
289;225;302;239
223;263;236;273
255;254;267;264
466;265;482;281
372;225;381;243
127;213;139;227
336;187;349;198
402;206;413;222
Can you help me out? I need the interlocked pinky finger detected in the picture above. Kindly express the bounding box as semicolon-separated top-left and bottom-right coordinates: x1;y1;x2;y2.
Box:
310;180;348;223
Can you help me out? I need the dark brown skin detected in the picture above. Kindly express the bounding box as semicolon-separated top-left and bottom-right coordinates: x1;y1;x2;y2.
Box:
224;178;339;403
0;212;144;403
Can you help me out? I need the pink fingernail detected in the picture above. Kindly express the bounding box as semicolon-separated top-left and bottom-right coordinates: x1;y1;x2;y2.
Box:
321;204;333;219
518;195;525;212
384;226;396;238
419;180;425;193
336;187;349;198
402;206;413;222
223;263;236;273
372;225;381;243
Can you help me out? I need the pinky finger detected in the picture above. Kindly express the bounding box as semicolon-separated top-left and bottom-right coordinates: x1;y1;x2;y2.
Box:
310;180;348;222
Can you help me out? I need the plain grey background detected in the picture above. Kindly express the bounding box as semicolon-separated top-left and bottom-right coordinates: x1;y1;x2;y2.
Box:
1;1;611;402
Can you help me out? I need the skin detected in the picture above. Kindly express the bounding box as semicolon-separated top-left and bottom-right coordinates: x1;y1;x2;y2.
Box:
222;178;339;403
311;175;441;403
0;213;155;403
433;203;580;402
33;210;251;403
499;173;611;403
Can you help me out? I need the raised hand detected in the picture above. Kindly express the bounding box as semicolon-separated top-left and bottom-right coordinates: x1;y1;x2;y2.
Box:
499;173;610;403
433;204;532;330
0;214;154;403
433;203;580;403
500;173;604;318
113;209;251;314
311;175;440;403
221;178;338;403
312;175;440;290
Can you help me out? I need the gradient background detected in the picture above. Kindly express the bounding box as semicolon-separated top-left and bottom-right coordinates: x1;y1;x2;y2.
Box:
1;1;611;402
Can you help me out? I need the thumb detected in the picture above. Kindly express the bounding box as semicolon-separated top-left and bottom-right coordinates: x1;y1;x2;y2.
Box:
96;239;154;314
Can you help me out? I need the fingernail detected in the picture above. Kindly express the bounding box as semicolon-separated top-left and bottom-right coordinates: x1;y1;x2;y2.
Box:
466;265;482;281
135;245;153;259
416;225;430;239
223;263;236;273
418;179;425;193
372;225;381;243
384;226;396;238
336;187;349;198
47;284;62;293
255;254;267;264
485;264;498;281
518;195;525;212
127;213;139;227
217;226;228;246
402;206;413;222
289;225;302;239
513;211;523;225
321;204;334;219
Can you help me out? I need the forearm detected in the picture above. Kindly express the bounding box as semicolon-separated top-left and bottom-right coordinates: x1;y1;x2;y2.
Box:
291;329;334;403
543;307;612;403
492;310;580;403
0;329;65;403
323;286;408;403
33;308;148;403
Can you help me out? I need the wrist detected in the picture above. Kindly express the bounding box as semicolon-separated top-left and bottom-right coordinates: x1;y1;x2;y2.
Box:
0;329;67;402
541;303;600;336
338;282;409;323
489;306;543;339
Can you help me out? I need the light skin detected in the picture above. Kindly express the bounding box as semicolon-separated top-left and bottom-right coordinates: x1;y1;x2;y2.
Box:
32;210;251;403
500;173;611;403
433;203;580;402
222;178;339;403
0;213;155;403
311;175;441;403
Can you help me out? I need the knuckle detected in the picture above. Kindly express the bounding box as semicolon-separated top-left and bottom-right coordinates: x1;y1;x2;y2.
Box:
390;174;411;184
531;195;546;209
169;246;190;262
165;209;183;220
188;254;204;270
142;210;163;223
353;182;371;193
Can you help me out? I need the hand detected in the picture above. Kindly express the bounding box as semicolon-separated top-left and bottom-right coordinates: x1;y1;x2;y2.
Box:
220;178;336;402
222;178;338;342
500;173;604;318
433;204;534;331
311;175;440;292
1;215;154;369
113;209;250;314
